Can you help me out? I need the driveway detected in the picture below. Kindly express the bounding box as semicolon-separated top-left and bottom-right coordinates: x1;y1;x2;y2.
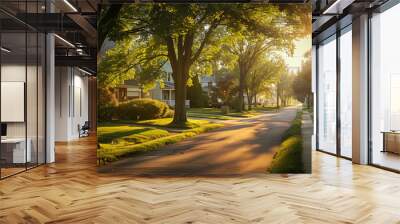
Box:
98;106;298;176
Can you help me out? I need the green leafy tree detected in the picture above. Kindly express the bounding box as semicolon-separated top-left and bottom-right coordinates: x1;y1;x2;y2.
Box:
98;4;122;50
99;3;310;126
245;56;285;109
212;71;238;107
187;75;208;108
276;70;295;108
292;54;312;108
221;5;311;112
98;39;167;89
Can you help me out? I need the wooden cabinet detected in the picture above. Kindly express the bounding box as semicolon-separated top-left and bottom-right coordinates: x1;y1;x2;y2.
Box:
382;132;400;154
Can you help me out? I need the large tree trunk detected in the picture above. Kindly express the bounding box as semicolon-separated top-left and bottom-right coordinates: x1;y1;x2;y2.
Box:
246;88;252;110
172;70;188;127
165;34;193;127
276;84;280;109
253;94;257;108
247;95;252;110
238;64;246;112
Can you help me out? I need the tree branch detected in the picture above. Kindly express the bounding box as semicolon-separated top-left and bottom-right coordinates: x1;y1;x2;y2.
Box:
137;53;168;64
190;17;221;64
165;36;178;72
183;32;194;74
177;35;184;61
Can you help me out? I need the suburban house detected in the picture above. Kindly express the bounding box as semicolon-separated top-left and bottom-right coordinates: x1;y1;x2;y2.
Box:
116;63;216;108
199;75;216;98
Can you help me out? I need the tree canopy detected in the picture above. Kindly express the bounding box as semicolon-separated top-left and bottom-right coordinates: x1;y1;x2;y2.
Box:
292;53;312;108
98;3;311;125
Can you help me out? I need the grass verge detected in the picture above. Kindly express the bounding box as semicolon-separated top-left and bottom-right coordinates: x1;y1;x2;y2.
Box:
267;110;304;173
97;122;223;164
187;108;265;120
97;126;170;144
99;118;212;129
136;118;210;129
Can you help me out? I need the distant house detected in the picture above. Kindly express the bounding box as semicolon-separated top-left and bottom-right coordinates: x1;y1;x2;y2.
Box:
116;63;190;107
115;79;148;101
199;75;216;97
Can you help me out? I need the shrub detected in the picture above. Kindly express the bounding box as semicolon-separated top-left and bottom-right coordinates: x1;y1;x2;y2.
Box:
98;87;118;106
116;98;173;120
98;105;116;121
98;87;118;121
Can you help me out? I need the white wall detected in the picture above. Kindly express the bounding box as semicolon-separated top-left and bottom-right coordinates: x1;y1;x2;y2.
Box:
1;62;46;164
150;85;163;100
1;65;26;138
55;67;89;141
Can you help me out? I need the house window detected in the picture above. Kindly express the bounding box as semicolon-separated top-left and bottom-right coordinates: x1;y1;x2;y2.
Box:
127;90;140;98
166;72;173;82
162;90;170;100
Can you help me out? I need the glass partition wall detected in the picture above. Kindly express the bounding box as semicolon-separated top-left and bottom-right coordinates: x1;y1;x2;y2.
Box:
0;2;46;179
316;1;400;172
317;35;337;154
370;3;400;171
339;27;352;159
316;26;353;159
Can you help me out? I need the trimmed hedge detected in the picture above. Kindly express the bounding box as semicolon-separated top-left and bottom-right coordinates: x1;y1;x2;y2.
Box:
98;105;116;121
101;98;173;121
98;87;118;121
117;98;173;120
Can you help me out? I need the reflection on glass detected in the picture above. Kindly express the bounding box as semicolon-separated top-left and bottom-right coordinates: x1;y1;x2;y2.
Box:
1;31;27;177
27;31;38;169
340;28;352;158
38;32;46;165
371;3;400;171
0;1;46;179
318;36;337;154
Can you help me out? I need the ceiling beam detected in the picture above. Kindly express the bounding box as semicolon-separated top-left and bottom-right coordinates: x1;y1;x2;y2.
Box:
55;55;97;72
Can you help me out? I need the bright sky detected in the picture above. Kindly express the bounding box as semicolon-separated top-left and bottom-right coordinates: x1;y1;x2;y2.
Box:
281;37;311;73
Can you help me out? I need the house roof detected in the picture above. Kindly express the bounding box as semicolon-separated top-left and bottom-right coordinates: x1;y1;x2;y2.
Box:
162;82;175;90
124;80;140;86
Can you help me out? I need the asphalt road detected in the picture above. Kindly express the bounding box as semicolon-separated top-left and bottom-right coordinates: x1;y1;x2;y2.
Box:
99;106;298;176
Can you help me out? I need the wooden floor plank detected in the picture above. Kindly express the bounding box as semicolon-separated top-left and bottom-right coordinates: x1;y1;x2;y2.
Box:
0;136;400;223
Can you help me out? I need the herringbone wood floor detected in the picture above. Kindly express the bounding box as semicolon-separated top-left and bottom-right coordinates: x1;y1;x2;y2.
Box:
1;136;400;224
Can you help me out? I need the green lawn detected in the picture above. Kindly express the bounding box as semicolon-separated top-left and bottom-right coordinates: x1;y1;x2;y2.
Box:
97;119;223;164
101;118;212;129
136;118;210;129
98;126;170;144
187;107;269;120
